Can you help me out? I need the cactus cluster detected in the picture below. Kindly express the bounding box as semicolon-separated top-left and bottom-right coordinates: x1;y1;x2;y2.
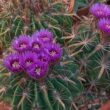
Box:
1;0;110;110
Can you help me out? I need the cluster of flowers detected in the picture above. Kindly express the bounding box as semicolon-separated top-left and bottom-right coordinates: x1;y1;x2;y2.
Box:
3;29;62;79
90;3;110;34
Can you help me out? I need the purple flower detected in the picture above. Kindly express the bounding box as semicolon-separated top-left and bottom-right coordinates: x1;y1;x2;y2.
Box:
37;52;50;64
45;43;62;63
97;18;110;34
21;51;37;70
12;35;30;52
27;61;48;79
90;3;110;18
33;29;53;43
30;37;43;53
3;53;22;73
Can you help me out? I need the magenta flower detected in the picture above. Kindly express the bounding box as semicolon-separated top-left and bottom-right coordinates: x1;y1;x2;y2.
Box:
45;43;62;63
37;52;50;64
33;29;53;43
12;35;30;52
3;53;22;73
90;3;110;18
21;51;37;70
97;18;110;34
30;37;43;53
3;28;62;80
27;61;48;79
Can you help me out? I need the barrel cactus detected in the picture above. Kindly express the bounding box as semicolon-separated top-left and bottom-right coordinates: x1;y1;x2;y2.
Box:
0;0;79;110
1;28;81;110
0;0;110;110
0;0;73;48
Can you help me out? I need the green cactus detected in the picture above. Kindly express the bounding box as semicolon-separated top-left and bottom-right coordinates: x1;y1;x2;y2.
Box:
0;0;73;47
0;0;110;110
